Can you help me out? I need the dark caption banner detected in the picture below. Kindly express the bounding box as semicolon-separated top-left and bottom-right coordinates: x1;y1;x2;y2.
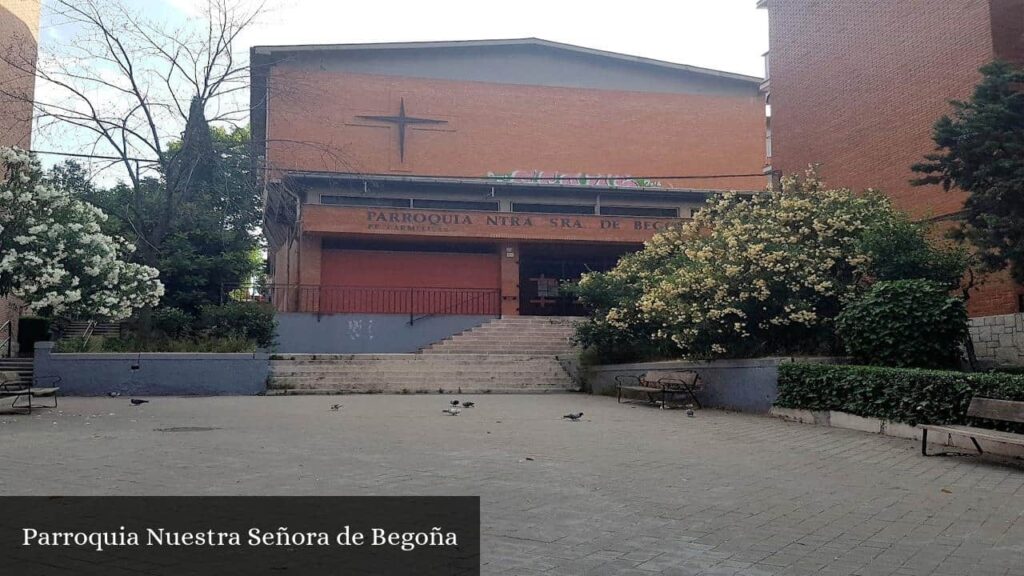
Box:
0;496;480;575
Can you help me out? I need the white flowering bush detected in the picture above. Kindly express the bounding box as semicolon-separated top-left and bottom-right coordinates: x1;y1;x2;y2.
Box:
576;172;901;359
0;147;163;320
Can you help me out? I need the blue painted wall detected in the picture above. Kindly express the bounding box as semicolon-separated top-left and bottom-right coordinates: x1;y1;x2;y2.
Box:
586;357;846;413
34;342;268;396
275;313;494;353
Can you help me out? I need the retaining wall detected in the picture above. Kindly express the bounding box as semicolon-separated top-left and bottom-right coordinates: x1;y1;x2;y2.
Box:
969;313;1024;367
275;313;494;353
585;357;845;413
34;342;268;396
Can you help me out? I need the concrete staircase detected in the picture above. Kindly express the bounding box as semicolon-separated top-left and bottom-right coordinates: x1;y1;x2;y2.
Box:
268;316;584;395
0;357;33;387
61;321;121;339
268;353;576;394
419;316;583;355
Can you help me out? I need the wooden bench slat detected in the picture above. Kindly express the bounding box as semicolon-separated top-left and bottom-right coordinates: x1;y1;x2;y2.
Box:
919;424;1024;446
619;386;660;392
966;397;1024;424
31;388;59;396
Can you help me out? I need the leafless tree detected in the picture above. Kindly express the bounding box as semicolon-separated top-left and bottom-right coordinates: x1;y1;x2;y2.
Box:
0;0;263;266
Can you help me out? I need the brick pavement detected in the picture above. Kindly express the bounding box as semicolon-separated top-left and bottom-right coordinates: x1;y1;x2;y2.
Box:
1;395;1022;575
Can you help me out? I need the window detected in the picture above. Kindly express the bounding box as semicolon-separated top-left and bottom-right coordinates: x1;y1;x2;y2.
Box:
412;199;499;212
321;195;409;208
512;203;594;215
600;206;678;218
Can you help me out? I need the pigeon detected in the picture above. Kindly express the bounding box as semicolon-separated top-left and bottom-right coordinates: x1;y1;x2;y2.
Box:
686;409;695;417
130;399;149;406
461;402;475;408
108;392;121;398
442;407;462;416
562;412;584;421
330;404;341;411
450;400;460;407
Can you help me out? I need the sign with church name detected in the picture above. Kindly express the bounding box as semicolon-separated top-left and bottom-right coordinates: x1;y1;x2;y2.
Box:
304;205;682;243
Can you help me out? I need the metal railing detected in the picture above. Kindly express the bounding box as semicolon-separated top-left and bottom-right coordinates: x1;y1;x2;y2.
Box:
229;284;501;318
0;320;11;358
80;320;97;351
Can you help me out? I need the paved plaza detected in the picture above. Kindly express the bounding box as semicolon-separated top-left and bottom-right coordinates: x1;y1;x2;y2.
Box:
1;394;1023;575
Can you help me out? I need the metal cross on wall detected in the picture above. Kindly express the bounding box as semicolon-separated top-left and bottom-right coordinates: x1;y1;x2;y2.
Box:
356;98;448;162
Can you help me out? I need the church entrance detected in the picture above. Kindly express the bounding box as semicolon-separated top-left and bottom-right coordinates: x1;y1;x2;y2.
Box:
518;243;638;316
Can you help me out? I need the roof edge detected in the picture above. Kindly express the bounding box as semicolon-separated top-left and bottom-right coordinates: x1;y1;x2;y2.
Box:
279;170;760;195
251;37;763;84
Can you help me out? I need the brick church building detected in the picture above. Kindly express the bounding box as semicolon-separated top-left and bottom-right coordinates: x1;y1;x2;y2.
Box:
251;38;765;352
0;0;40;355
759;0;1024;317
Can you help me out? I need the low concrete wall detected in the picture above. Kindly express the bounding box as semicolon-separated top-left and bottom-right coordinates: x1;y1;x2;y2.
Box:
34;342;268;396
275;313;495;353
770;407;1024;459
969;313;1024;367
585;357;845;413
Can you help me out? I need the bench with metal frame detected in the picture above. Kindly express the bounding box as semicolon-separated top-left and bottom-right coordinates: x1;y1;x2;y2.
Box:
0;371;61;414
918;397;1024;457
616;371;702;410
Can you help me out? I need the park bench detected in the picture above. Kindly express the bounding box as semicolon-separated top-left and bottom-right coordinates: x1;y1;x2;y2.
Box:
919;397;1024;457
616;371;702;409
0;370;60;414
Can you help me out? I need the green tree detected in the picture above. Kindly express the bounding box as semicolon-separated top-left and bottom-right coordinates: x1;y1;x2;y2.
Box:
575;172;901;359
858;215;968;288
50;127;263;314
1;148;163;320
912;61;1024;282
837;279;968;369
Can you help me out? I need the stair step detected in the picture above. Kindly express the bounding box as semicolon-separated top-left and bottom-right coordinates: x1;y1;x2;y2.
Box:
268;349;575;394
418;316;580;355
0;356;34;387
267;376;573;385
262;385;577;393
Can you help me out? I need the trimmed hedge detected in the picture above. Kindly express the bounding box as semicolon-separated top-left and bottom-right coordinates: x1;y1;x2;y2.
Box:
777;363;1024;427
835;279;967;368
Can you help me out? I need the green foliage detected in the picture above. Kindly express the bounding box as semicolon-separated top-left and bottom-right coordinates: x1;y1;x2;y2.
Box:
858;216;968;287
912;61;1024;282
990;365;1024;375
150;307;193;339
56;335;256;353
569;252;678;362
777;363;1024;427
836;280;968;368
112;302;274;351
2;149;163;319
199;301;276;348
575;172;902;360
52;126;263;314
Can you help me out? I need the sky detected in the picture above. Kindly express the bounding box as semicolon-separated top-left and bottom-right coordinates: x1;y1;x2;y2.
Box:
34;0;768;179
194;0;768;77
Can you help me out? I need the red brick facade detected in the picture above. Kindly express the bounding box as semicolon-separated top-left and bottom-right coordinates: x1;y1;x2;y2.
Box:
0;0;39;351
0;0;38;149
265;68;766;191
763;0;1024;315
255;41;767;316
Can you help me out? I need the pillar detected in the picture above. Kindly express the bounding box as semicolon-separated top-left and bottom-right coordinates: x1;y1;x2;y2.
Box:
499;241;520;316
297;234;322;313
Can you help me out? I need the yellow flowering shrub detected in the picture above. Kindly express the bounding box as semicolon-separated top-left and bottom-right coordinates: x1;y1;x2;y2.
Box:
576;171;901;359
